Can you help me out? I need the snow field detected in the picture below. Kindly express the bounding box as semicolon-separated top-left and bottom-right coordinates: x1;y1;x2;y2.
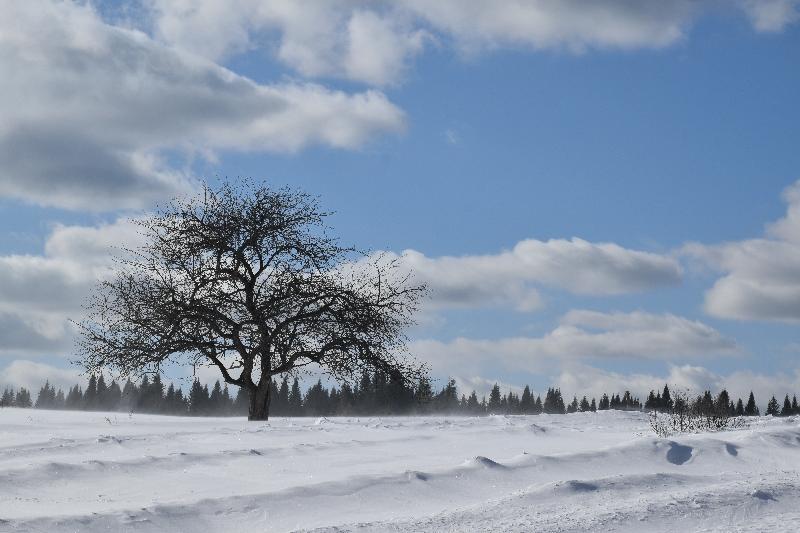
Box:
0;408;798;532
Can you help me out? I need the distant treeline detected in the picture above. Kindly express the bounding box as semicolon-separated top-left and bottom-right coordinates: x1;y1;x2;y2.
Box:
643;385;800;417
1;375;798;418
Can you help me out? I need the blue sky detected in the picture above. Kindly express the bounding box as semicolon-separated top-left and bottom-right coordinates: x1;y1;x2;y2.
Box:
1;0;800;403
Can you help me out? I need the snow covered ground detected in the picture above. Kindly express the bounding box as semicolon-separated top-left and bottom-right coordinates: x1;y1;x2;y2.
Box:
1;408;798;532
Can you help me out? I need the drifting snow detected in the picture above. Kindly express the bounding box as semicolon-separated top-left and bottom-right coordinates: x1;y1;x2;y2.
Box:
0;409;798;532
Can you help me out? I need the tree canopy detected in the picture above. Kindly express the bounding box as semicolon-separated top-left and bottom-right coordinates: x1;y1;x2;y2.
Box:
77;181;427;420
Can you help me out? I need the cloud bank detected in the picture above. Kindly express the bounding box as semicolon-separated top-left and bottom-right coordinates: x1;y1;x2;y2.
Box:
411;310;737;377
378;238;681;312
148;0;800;86
0;1;404;210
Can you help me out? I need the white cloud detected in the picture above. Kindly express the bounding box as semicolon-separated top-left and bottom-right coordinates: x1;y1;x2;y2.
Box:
411;310;736;377
739;0;800;32
401;0;695;53
390;238;680;312
0;219;143;358
0;0;404;210
685;180;800;322
144;1;797;87
0;360;83;394
148;0;427;86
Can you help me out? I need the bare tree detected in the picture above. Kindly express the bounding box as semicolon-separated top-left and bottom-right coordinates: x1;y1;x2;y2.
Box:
649;389;745;437
76;182;427;420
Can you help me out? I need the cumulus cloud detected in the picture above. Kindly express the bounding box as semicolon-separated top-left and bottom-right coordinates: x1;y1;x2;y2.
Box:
0;360;83;394
411;310;736;377
145;1;797;87
0;219;143;357
386;238;681;312
685;180;800;322
148;0;428;86
0;1;404;210
738;0;800;32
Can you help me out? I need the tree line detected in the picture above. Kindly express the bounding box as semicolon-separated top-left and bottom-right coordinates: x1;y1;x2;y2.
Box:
3;375;798;418
1;372;642;417
643;384;800;417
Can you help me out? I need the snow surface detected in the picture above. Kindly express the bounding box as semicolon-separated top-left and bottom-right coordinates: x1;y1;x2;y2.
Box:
1;408;799;532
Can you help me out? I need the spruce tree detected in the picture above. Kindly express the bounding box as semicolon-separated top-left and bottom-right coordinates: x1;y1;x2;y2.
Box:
120;379;137;412
1;388;14;406
488;384;502;413
84;375;98;410
467;391;480;414
15;388;32;408
579;396;590;412
715;389;730;415
662;385;673;412
189;378;207;415
599;393;610;410
209;381;224;415
766;396;780;416
745;392;759;416
781;394;793;417
520;386;533;414
96;375;108;410
735;398;745;416
288;377;303;416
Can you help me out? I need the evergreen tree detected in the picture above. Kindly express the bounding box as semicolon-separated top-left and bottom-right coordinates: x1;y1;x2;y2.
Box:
566;396;578;413
233;387;249;415
304;379;329;416
715;389;730;415
487;383;502;413
744;391;759;416
645;390;657;410
96;375;108;410
780;394;793;417
288;377;303;416
590;398;597;412
466;391;480;414
209;380;224;415
435;378;459;413
358;371;374;413
35;381;57;409
735;398;745;416
188;378;208;415
598;393;610;410
1;388;14;406
15;388;32;408
579;396;590;412
84;374;98;410
793;395;799;415
221;384;232;415
54;389;65;408
66;385;83;409
543;388;566;414
150;375;165;412
105;378;121;411
662;385;673;412
120;379;137;412
766;396;780;416
520;386;533;414
273;376;290;416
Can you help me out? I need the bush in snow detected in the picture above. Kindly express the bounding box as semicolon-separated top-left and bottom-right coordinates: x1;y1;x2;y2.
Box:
649;390;746;437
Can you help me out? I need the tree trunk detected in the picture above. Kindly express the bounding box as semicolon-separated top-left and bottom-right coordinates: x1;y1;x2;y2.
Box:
248;381;271;421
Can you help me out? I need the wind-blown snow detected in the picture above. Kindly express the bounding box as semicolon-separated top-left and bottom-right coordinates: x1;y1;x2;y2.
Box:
1;409;798;532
